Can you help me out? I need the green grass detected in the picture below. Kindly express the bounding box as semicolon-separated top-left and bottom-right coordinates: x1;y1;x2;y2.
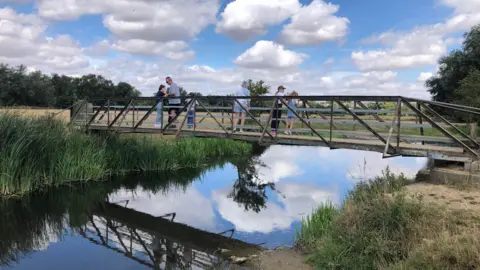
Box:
0;113;251;196
296;168;480;269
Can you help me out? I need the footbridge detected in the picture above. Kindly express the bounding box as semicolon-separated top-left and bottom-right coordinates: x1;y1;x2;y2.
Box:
71;95;480;163
78;201;262;269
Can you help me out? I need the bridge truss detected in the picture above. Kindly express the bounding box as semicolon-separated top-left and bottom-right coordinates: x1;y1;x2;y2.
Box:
72;95;480;162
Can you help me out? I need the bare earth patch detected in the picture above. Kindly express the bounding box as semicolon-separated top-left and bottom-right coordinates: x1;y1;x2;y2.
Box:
242;248;312;270
405;182;480;212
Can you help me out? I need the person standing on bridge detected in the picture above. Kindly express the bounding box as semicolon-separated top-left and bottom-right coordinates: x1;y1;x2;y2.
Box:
232;81;250;133
271;85;286;136
166;76;181;127
154;84;167;128
285;90;299;135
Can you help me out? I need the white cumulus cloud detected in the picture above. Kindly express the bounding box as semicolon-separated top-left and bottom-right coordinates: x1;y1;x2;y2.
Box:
279;0;349;46
351;1;480;71
234;40;307;69
216;0;301;41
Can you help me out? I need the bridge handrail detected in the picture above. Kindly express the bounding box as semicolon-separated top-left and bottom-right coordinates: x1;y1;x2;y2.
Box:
74;95;480;160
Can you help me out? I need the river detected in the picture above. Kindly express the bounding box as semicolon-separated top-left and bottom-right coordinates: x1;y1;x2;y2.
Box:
0;145;427;270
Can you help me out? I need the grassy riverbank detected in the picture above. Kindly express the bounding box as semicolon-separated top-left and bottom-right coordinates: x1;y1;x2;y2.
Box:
296;168;480;269
0;114;251;196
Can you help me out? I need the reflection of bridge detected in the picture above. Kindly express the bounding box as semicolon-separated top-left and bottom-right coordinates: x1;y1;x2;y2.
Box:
77;202;261;269
72;96;480;162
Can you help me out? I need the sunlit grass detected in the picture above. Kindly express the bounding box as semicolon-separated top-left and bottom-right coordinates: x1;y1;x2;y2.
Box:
296;168;480;269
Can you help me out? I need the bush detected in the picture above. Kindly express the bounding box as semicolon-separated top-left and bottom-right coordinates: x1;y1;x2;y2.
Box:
296;168;480;269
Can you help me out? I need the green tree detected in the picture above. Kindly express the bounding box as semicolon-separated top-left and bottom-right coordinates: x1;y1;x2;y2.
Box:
51;74;77;108
426;25;480;104
244;79;270;96
0;63;140;108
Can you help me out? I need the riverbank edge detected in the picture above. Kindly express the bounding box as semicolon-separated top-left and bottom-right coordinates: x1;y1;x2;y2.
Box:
0;114;253;197
240;168;480;270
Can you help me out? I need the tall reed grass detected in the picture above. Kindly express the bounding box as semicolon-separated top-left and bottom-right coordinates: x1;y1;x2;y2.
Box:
0;113;251;196
296;168;480;269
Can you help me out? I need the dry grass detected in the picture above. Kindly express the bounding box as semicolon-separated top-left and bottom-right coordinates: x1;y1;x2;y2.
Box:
406;182;480;212
297;169;480;269
0;108;70;121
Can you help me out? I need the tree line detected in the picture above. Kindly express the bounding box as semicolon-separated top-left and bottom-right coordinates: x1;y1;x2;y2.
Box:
0;64;141;108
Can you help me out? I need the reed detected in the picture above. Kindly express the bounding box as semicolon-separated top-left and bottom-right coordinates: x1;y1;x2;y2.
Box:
0;113;251;196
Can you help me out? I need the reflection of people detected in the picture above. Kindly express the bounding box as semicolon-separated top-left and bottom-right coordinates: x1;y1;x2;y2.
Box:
271;85;286;136
232;81;250;133
166;76;181;127
285;90;298;135
155;85;167;128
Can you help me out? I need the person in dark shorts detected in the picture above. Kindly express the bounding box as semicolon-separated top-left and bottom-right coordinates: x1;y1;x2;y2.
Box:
271;85;286;136
154;84;166;128
165;76;181;127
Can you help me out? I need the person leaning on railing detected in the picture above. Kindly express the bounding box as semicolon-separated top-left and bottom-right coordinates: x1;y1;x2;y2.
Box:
154;84;167;128
285;90;299;135
165;76;181;127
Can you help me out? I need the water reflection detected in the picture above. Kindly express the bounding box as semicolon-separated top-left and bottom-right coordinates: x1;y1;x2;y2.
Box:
0;145;427;269
228;156;274;213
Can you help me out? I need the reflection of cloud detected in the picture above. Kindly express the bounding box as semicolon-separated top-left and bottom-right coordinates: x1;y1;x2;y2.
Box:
34;222;62;251
108;186;215;230
212;182;339;233
256;145;304;183
317;148;427;182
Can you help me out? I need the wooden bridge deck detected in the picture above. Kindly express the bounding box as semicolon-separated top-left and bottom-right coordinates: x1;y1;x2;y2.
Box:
88;125;469;161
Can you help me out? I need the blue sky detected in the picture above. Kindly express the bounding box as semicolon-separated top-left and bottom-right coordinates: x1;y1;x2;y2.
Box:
0;0;479;97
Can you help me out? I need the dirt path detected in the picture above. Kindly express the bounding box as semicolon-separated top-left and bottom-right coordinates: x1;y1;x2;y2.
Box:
405;182;480;212
231;248;312;270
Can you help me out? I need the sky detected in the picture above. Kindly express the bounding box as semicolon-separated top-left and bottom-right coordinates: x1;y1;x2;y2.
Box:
0;0;479;98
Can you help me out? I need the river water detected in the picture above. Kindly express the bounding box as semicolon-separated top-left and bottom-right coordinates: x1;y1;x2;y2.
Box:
0;145;427;270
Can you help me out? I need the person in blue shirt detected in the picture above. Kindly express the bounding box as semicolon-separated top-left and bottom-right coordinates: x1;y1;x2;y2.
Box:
232;81;250;133
285;90;299;135
154;84;167;128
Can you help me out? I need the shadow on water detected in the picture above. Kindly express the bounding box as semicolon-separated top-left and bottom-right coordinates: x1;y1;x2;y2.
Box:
0;146;274;269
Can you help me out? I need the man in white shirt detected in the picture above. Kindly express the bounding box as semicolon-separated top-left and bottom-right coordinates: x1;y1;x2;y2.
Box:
165;76;181;127
232;81;250;133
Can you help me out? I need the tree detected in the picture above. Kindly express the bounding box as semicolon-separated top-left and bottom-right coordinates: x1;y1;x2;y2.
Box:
242;79;271;118
51;74;77;108
244;79;270;96
228;156;275;213
426;25;480;105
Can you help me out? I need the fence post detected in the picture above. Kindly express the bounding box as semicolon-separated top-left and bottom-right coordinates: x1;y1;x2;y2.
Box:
471;122;477;141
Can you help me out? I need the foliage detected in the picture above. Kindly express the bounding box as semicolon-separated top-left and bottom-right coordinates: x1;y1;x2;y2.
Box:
228;156;275;213
426;24;480;113
0;113;251;196
243;79;270;96
0;63;141;108
296;168;480;269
